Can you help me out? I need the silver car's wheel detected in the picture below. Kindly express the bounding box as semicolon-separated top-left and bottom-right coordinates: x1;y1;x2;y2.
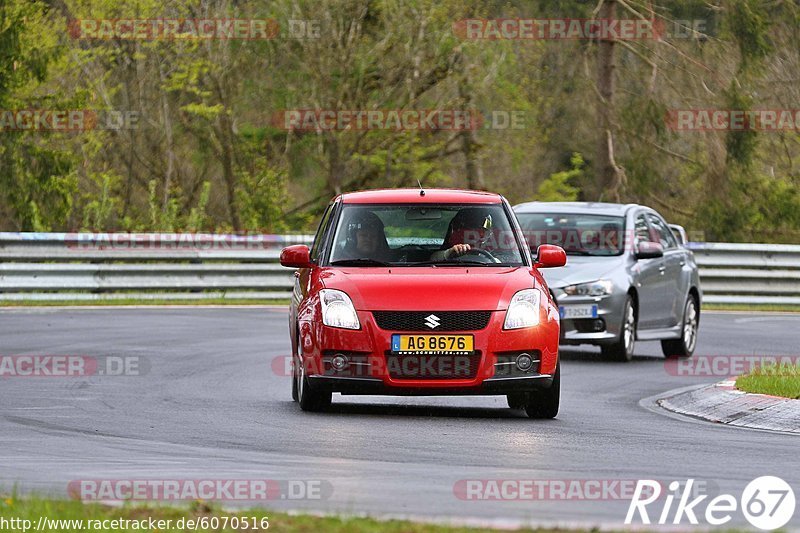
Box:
622;302;636;355
661;296;699;358
602;296;636;362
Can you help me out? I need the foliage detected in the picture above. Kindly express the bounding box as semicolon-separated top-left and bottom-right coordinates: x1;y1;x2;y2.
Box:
0;0;798;243
536;153;582;202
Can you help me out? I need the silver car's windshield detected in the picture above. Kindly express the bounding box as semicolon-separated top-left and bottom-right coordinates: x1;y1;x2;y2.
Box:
327;204;525;266
516;213;625;256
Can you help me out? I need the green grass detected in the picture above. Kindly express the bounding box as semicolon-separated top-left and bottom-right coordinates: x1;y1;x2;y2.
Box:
0;495;568;533
702;302;800;313
736;363;800;399
0;298;291;307
703;302;800;313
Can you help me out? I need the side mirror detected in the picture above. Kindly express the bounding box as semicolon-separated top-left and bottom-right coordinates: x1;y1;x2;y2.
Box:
668;224;687;246
535;244;567;268
635;241;663;260
280;245;312;268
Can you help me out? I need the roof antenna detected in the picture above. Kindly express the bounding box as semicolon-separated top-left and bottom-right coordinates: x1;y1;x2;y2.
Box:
417;179;425;197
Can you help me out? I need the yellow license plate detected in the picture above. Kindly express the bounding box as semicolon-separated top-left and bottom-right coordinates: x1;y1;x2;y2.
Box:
391;334;474;354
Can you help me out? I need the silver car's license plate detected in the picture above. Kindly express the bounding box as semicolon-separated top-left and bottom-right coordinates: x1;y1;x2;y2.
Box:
559;304;598;319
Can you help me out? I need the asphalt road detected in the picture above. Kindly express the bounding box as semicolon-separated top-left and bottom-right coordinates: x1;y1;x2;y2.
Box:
1;308;799;529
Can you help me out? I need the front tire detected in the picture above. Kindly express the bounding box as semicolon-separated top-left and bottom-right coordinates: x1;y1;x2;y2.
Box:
296;341;331;412
524;361;560;419
601;295;636;362
661;295;698;358
298;372;331;412
507;393;527;410
291;356;299;402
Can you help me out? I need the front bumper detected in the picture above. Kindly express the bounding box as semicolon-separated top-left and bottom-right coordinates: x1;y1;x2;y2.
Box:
550;289;627;345
298;309;560;394
309;373;554;396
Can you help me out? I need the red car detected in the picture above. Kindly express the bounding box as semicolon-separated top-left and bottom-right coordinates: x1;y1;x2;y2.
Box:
280;189;567;418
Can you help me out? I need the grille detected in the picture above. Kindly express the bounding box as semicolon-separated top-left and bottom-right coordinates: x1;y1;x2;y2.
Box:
372;311;492;332
385;352;482;380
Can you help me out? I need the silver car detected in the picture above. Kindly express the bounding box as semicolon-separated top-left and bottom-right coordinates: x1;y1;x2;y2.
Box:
513;202;701;361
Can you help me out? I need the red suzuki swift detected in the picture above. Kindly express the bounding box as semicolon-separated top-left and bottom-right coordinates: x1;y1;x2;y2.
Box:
280;189;566;418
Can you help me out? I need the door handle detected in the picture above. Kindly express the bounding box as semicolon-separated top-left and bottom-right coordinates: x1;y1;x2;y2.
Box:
679;261;686;266
659;266;666;275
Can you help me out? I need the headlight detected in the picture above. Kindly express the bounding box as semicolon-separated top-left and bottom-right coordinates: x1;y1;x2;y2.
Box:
503;289;541;330
320;289;360;329
563;280;613;297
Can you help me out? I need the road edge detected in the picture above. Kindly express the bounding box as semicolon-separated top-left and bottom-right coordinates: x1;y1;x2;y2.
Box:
649;380;800;435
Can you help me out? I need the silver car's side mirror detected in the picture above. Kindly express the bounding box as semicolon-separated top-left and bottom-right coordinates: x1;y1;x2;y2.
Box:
668;224;688;246
635;241;664;260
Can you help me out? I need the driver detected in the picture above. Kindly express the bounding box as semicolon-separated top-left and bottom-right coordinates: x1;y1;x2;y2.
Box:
340;210;392;261
430;208;492;261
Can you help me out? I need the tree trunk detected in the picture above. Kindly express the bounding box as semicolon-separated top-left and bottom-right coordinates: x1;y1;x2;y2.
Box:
595;0;624;201
327;135;345;196
215;110;241;232
458;74;485;190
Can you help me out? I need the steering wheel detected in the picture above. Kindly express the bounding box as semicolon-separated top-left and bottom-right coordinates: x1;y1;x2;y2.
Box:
461;248;501;263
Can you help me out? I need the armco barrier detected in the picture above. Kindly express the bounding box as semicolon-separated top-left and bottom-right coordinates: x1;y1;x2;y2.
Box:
0;232;313;301
687;242;800;305
0;233;798;304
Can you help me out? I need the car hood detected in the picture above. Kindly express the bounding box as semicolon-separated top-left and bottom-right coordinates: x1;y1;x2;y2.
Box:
540;255;624;289
319;266;537;311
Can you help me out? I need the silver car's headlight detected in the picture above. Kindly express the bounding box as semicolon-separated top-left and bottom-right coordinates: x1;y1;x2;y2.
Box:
320;289;360;329
563;279;613;297
503;289;541;330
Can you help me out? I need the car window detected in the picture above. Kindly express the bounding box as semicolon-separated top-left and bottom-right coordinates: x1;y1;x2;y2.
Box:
647;213;678;249
634;213;652;244
309;202;335;262
515;213;624;256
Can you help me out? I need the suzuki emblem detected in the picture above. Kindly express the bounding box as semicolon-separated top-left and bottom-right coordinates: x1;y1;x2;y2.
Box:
424;314;440;329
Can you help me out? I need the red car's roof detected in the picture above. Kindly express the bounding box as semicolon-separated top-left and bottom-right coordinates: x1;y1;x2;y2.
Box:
339;188;503;204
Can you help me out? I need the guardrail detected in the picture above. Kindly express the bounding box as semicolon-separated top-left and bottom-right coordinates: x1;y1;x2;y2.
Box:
0;232;313;302
687;242;800;305
0;233;798;305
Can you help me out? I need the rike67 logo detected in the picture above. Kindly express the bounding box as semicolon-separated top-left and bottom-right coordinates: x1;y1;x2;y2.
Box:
625;477;795;530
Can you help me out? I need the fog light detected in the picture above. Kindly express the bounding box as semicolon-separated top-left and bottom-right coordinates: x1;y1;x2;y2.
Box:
516;353;534;372
331;354;349;371
592;318;605;332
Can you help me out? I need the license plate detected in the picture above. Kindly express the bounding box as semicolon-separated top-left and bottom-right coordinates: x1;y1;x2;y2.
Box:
391;334;473;354
559;304;598;319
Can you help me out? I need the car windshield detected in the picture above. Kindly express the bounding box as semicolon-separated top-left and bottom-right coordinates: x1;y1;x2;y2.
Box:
327;204;525;266
516;213;625;256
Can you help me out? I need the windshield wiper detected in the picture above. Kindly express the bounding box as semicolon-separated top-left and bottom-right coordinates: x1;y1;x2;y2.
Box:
410;259;509;266
330;258;392;266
